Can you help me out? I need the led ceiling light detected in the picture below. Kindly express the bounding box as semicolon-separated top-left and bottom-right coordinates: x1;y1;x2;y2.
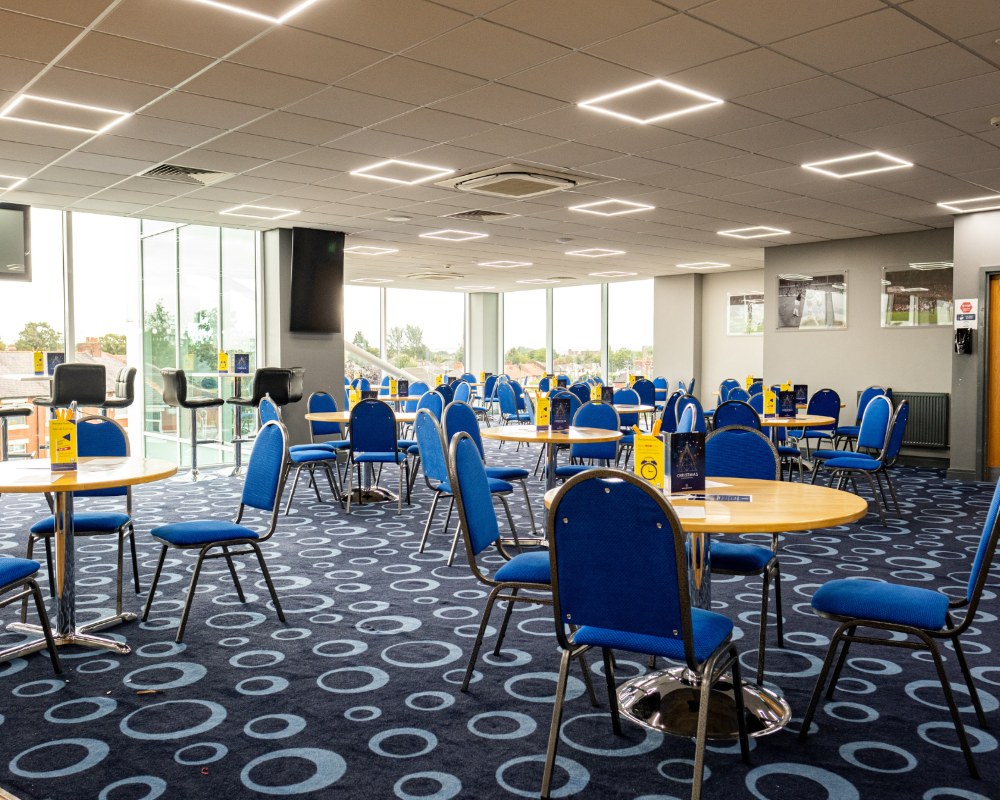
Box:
481;260;531;268
570;199;654;216
0;175;26;191
220;204;299;220
0;94;130;134
351;159;454;186
419;230;487;241
937;196;1000;214
778;274;813;282
345;245;398;255
589;271;636;278
579;79;723;125
351;278;393;284
517;279;560;284
184;0;324;23
909;262;953;270
718;227;790;239
457;285;495;290
677;262;729;269
566;248;626;257
802;151;912;178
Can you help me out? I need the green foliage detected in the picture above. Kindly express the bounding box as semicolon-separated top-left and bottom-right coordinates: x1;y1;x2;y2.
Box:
181;308;218;371
505;346;545;365
391;353;415;368
14;321;63;352
387;324;430;362
352;330;379;357
99;333;127;355
144;301;176;370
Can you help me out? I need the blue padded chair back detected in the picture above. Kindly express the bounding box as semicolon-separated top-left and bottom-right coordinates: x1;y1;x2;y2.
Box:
857;395;893;452
447;433;500;556
677;380;687;394
714;400;760;430
549;472;693;658
884;401;909;461
482;375;498;402
719;378;741;403
568;383;590;406
344;376;350;385
379;376;391;396
349;400;397;456
967;476;1000;602
676;404;696;433
351;378;370;391
498;382;518;418
434;383;454;405
416;390;443;421
727;386;750;403
675;395;706;432
404;381;430;413
307;392;340;436
613;388;639;429
511;381;527;411
631;379;655;407
706;426;780;480
806;389;841;432
442;401;485;461
856;386;885;424
75;416;129;498
748;392;764;414
653;377;668;394
551;391;581;423
415;409;448;484
659;391;681;434
538;377;550;393
571;402;619;461
460;373;476;383
259;395;280;425
242;420;287;512
453;381;471;404
747;382;763;397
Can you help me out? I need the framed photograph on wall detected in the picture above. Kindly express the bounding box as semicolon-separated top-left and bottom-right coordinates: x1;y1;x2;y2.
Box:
881;262;953;327
777;273;847;330
727;292;764;335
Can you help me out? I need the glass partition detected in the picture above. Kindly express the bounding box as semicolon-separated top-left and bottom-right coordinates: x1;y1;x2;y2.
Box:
503;289;546;383
344;284;382;386
385;288;464;384
553;284;601;383
608;279;653;385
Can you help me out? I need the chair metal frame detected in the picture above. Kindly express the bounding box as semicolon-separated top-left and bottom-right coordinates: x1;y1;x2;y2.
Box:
832;385;886;451
345;398;410;516
2;571;61;673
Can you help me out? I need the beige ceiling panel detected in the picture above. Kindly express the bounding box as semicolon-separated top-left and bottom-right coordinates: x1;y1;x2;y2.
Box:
670;49;821;100
720;186;803;206
651;103;778;139
738;76;877;119
899;0;1000;39
378;143;497;172
19;178;96;197
842;118;961;149
773;8;945;72
690;0;882;45
114;113;223;146
893;72;1000;118
512;105;625;141
286;86;415;127
697;153;794;178
183;62;324;109
889;173;990;201
579;125;692;155
0;9;81;61
239;112;357;145
291;0;470;53
28;67;163;112
57;150;158;175
286;146;372;172
204;131;310;160
215;174;304;195
105;175;193;196
338;57;484;106
451;126;562;157
73;198;151;214
681;177;768;199
80;134;186;163
487;0;671;49
500;52;648;104
180;148;269;173
793;99;923;136
521;141;620;169
891;135;995;165
375;108;493;143
185;184;275;203
639;167;724;190
0;55;45;93
143;91;268;129
58;33;214;88
957;28;1000;64
330;128;436;158
0;0;117;27
936;104;1000;135
579;154;680;181
644;138;745;167
36;165;123;188
230;27;387;84
246;161;331;183
88;187;180;205
836;44;993;97
429;83;564;125
0;117;90;149
277;184;366;203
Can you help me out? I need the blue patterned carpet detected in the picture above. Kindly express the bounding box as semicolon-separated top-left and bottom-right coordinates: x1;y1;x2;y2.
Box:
0;442;996;800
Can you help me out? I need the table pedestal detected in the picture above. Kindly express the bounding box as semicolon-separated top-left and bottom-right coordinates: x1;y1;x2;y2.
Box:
6;493;132;655
346;463;397;504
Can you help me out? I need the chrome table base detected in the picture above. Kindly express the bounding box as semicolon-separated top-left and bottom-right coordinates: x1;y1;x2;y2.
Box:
7;620;133;655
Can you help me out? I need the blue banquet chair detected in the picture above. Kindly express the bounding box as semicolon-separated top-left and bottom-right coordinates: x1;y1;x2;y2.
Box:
460;372;476;384
4;558;61;673
141;420;289;642
659;390;682;436
405;391;444;496
568;383;590;406
613;387;641;469
652;376;668;409
676;403;697;433
498;382;531;427
810;395;893;486
833;385;886;450
434;382;454;405
675;394;706;432
795;388;841;456
714;399;760;430
727;386;750;403
542;469;750;799
632;378;656;426
346;399;409;515
747;381;763;397
554;401;620;480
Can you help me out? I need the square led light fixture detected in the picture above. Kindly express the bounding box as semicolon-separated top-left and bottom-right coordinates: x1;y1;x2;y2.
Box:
482;260;531;268
351;159;454;186
909;262;953;270
566;248;626;257
0;175;26;191
579;79;723;125
419;230;487;241
570;199;654;216
457;285;494;291
778;274;813;282
937;196;1000;214
589;271;636;278
184;0;324;23
677;262;729;269
220;204;299;220
517;279;559;284
718;227;789;239
345;245;398;255
802;151;912;178
351;278;393;284
1;94;130;134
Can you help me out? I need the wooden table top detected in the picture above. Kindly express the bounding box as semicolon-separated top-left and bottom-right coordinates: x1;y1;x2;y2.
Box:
614;404;655;413
480;425;623;444
3;374;54;382
544;476;868;533
0;457;177;494
759;414;835;428
378;395;426;402
306;411;418;424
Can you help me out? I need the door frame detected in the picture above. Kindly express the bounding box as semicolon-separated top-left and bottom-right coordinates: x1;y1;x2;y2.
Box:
974;266;1000;481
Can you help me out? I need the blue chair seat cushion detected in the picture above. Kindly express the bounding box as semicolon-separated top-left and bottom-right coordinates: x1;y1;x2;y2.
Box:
574;608;733;664
812;579;949;631
438;477;513;495
505;412;532;422
290;441;349;452
151;520;257;547
289;449;338;464
31;512;129;535
493;552;550;585
354;452;407;464
776;445;800;456
619;434;634;446
555;464;596;477
837;425;860;437
0;558;41;587
823;456;882;471
812;449;848;462
711;542;775;573
407;444;420;455
801;429;835;439
485;466;529;481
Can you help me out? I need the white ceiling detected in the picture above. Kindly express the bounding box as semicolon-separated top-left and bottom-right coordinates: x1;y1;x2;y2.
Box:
0;0;996;291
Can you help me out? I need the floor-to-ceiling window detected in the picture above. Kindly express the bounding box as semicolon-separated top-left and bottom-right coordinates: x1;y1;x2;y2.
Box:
608;279;654;385
553;284;601;382
502;289;546;383
344;284;382;386
385;288;464;384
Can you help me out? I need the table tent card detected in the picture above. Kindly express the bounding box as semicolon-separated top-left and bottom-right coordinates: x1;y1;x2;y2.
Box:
778;390;797;418
550;397;571;431
794;384;808;405
397;380;409;397
233;353;250;374
46;351;65;376
666;431;705;494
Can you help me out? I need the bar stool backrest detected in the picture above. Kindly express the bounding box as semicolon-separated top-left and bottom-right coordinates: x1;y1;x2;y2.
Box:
51;364;107;407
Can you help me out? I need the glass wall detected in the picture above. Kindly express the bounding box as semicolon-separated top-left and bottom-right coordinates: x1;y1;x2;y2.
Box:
608;279;653;386
553;284;601;382
385;288;464;384
502;289;546;383
344;284;382;385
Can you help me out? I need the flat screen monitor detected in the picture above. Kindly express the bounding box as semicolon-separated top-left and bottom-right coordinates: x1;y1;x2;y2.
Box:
289;227;343;333
0;203;30;282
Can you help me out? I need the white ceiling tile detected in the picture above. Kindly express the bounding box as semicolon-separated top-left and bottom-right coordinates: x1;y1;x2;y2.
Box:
709;121;828;153
737;76;876;119
890;135;996;165
649;103;778;139
80;135;186;163
670;49;821;100
35;165;122;188
285;86;415;127
178;148;269;174
248;161;330;183
375;108;493;142
28;67;164;113
429;83;564;125
284;146;372;172
183;62;325;109
0;9;80;62
899;0;1000;39
328;128;435;158
640;167;728;190
519;141;620;169
0;117;89;149
215;175;305;195
0;0;114;27
696;153;793;178
393;143;500;171
835;43;993;97
58;32;215;88
143;91;269;129
56;150;158;175
486;0;672;49
499;52;648;104
337;57;485;105
576;154;680;181
238;112;357;145
690;0;883;45
203;130;311;160
511;105;624;140
935;104;1000;135
72;198;149;214
111;176;194;196
229;27;387;85
450;126;562;157
0;55;45;93
112;113;223;147
88;187;181;205
954;167;1000;192
277;184;365;204
578;125;692;155
892;72;1000;118
956;28;1000;64
19;178;95;196
793;99;923;135
842;118;966;149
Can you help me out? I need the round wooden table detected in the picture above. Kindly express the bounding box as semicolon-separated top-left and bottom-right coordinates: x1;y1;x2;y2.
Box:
306;411;417;424
481;425;622;491
0;456;177;657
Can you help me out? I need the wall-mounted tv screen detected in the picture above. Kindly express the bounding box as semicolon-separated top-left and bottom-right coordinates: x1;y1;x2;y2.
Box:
289;227;343;333
0;203;30;282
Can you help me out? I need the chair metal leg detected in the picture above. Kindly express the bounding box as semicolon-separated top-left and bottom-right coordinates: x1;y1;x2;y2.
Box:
925;635;979;778
540;648;573;800
44;536;55;597
418;492;441;554
826;625;857;699
691;659;716;800
493;589;517;656
730;649;752;765
30;580;62;674
309;465;323;504
250;541;285;623
863;471;886;525
602;647;622;736
874;470;892;516
799;624;852;740
284;465;304;515
756;565;772;686
773;562;784;648
141;546;169;622
496;495;520;553
950;627;988;729
175;547;209;643
519;479;538;536
883;468;902;517
462;584;502;692
397;462;404;515
21;535;37;623
128;524;141;594
345;461;354;515
446;522;463;567
115;527;125;616
222;545;245;602
576;648;600;707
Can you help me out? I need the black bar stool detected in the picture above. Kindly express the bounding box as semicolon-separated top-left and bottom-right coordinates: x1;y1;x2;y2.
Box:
101;367;137;417
226;368;292;475
160;369;225;482
0;404;33;461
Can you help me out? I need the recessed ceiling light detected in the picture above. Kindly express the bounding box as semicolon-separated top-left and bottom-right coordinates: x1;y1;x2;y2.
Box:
0;94;130;134
481;260;531;268
457;285;495;291
419;230;487;241
779;274;813;282
566;248;626;257
718;227;790;239
517;279;560;284
802;152;912;178
385;215;412;222
909;262;953;270
351;278;393;284
556;237;573;244
220;204;299;220
589;271;637;278
0;175;26;191
184;0;324;23
569;199;654;216
345;245;398;255
579;79;723;125
937;196;1000;214
677;262;730;269
351;159;454;186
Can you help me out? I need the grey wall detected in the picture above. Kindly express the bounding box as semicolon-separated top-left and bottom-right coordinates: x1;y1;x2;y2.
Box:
654;273;703;400
764;229;954;442
701;270;764;398
262;228;345;446
468;292;499;376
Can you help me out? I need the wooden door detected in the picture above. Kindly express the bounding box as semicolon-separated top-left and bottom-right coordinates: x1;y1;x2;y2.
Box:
988;277;1000;470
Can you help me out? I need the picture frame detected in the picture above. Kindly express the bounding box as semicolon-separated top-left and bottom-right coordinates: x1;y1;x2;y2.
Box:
777;272;847;330
880;263;953;327
727;292;764;336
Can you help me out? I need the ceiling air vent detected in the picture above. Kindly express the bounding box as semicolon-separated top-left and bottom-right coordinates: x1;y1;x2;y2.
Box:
141;164;232;186
437;164;595;199
405;272;465;280
444;209;520;222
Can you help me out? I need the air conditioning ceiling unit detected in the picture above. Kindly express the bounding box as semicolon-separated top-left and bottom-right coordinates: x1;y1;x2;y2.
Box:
437;164;595;199
405;272;465;280
141;164;232;186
